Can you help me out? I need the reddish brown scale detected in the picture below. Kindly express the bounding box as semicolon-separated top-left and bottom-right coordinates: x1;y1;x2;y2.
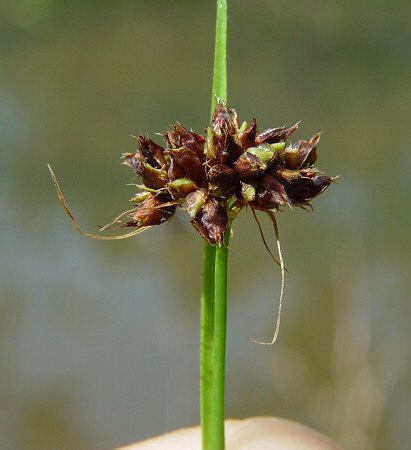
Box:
207;164;238;197
297;133;320;168
220;137;243;166
167;148;205;185
234;152;266;179
167;156;185;181
211;103;238;137
191;197;228;246
250;175;289;211
238;119;257;149
166;124;206;161
141;164;167;190
255;123;298;145
126;196;176;227
288;175;334;205
138;136;167;168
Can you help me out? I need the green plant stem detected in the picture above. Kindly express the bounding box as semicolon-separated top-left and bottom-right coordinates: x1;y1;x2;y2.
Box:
201;1;228;449
200;242;217;447
211;0;227;109
201;235;230;450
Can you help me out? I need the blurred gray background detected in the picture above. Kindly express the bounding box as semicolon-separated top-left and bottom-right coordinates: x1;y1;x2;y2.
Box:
1;1;410;449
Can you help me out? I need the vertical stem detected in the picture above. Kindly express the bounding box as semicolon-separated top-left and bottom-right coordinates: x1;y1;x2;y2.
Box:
201;233;230;450
213;231;230;439
201;1;228;449
211;0;227;109
200;242;216;446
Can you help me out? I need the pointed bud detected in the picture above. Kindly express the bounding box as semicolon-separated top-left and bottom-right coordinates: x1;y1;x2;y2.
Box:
138;137;166;168
285;172;334;205
183;131;206;159
238;119;257;149
271;168;302;201
167;148;205;185
165;124;206;160
305;175;334;199
221;137;243;165
297;133;320;168
251;174;289;210
255;123;299;145
205;126;241;165
211;103;238;137
191;197;228;245
127;195;176;227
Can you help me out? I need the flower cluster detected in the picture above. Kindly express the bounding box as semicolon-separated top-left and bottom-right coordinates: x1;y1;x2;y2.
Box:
122;103;334;245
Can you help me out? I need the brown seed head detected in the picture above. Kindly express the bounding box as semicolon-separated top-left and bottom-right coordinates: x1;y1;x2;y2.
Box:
121;103;334;245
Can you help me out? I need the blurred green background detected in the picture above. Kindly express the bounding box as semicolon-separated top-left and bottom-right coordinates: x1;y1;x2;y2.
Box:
1;1;410;449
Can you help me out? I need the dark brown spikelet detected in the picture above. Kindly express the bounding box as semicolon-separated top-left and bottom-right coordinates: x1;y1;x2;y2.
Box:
191;197;228;246
255;123;299;145
124;195;176;227
120;102;335;245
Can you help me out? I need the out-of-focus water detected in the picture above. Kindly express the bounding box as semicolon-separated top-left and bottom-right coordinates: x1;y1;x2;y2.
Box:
1;1;411;449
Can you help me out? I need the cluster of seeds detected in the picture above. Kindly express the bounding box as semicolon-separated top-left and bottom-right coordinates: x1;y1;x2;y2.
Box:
122;103;334;245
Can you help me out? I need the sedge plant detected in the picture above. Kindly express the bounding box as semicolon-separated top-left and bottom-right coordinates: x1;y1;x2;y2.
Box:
49;1;335;448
